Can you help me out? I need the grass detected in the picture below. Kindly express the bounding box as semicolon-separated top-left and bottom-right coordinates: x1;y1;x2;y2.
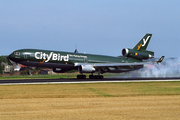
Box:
1;81;180;120
0;73;78;79
1;81;180;99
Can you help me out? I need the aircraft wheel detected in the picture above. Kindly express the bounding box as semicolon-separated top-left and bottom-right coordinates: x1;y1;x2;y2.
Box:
89;75;94;79
97;75;100;79
77;75;80;79
93;75;97;79
77;75;86;79
83;75;86;79
100;75;104;79
89;75;104;79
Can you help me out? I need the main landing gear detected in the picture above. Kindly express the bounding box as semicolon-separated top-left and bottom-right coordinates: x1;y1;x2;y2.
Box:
77;75;86;79
89;75;104;79
76;74;104;79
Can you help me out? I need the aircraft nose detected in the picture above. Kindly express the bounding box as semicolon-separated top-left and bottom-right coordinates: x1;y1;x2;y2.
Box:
7;52;19;64
7;53;15;63
8;53;13;60
8;50;23;64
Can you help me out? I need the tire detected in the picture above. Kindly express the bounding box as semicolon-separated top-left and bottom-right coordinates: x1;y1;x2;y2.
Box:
89;75;94;79
77;75;86;79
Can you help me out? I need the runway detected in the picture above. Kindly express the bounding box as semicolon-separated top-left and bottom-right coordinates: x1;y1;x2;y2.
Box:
1;77;180;85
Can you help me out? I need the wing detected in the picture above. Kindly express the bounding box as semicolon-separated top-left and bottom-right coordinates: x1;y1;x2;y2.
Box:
74;62;144;73
94;63;144;73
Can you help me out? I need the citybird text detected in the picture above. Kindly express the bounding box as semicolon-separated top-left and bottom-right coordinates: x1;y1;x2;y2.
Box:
35;52;69;62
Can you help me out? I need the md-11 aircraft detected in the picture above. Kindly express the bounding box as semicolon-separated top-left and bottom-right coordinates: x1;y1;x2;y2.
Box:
8;34;163;79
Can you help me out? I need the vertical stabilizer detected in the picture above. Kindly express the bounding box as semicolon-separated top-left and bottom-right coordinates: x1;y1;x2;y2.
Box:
133;34;152;51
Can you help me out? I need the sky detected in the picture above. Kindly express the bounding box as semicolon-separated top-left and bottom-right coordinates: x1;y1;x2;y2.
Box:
0;0;180;58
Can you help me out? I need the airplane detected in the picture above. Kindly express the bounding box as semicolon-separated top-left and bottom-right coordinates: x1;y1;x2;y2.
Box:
8;33;163;79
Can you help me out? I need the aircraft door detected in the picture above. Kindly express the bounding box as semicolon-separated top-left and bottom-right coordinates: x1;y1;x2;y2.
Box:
84;57;88;63
24;54;27;59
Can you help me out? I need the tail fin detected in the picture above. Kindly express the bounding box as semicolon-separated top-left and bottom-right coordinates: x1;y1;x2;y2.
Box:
133;34;152;51
122;34;154;60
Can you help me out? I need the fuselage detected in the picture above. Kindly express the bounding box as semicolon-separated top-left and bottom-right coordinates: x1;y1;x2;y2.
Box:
8;49;141;70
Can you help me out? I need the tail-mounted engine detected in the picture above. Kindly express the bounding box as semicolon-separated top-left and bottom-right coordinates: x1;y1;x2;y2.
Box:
122;48;154;60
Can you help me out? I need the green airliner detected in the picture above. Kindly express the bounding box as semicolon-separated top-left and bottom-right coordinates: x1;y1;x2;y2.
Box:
8;34;164;79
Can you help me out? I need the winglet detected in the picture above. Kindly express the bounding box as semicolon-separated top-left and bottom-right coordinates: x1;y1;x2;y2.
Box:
157;56;165;64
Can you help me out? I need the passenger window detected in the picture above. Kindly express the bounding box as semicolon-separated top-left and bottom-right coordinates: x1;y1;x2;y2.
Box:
14;52;20;55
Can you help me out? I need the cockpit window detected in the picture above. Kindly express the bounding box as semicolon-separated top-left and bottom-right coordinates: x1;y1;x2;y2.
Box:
14;52;20;55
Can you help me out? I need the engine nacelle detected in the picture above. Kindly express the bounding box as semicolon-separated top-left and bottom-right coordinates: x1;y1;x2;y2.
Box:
122;48;154;60
78;65;96;73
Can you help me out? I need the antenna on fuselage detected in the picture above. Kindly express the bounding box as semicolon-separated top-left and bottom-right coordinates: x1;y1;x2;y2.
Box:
74;44;78;53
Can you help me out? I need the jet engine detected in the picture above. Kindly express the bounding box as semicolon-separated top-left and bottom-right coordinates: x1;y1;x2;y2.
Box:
122;48;154;60
78;65;96;73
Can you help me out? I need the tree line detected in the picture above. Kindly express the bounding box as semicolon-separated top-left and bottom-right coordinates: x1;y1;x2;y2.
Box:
0;56;10;74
